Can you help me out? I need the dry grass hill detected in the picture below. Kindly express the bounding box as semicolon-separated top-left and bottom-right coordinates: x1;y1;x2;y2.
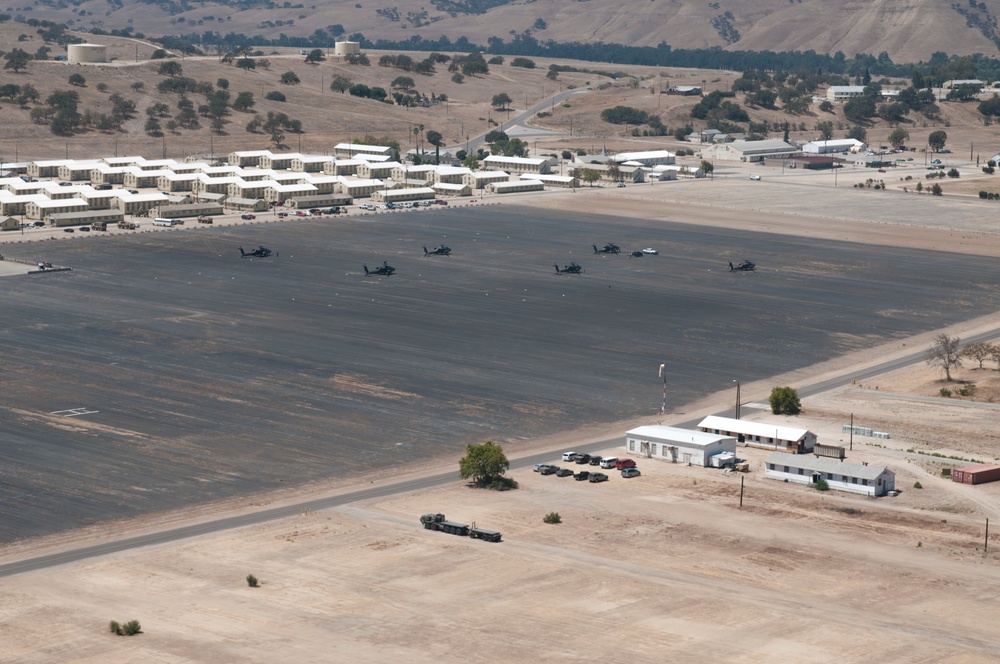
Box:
13;0;1000;63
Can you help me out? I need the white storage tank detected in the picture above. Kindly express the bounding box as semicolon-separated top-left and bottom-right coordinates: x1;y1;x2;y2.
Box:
334;41;360;57
67;43;107;64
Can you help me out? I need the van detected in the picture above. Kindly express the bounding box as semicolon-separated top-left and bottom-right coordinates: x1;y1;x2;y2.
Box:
615;458;636;470
561;451;578;462
599;457;619;469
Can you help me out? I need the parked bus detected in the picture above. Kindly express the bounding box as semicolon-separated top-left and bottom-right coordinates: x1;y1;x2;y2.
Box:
152;218;181;226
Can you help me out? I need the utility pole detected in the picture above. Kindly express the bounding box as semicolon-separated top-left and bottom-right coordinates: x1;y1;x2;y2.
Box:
659;364;666;414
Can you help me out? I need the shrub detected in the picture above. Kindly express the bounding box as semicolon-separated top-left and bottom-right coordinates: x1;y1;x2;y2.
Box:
265;91;286;102
543;512;561;524
246;574;259;587
487;476;518;490
939;387;952;397
510;57;536;69
109;619;141;636
942;468;952;477
913;481;923;489
815;478;829;491
947;168;960;178
957;384;976;397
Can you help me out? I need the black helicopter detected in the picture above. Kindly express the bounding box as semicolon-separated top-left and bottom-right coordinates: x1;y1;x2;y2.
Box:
593;243;621;255
239;245;272;258
423;245;452;256
363;261;396;276
554;262;584;274
729;259;756;272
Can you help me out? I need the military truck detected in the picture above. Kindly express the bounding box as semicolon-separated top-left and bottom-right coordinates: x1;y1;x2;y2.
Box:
118;220;137;230
197;215;213;224
420;513;502;542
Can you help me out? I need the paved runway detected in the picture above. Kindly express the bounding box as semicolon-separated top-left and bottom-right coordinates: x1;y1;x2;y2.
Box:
1;205;998;542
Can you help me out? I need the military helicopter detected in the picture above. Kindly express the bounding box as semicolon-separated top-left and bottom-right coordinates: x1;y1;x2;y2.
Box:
423;245;452;256
593;243;621;255
554;262;584;274
729;259;756;272
239;245;272;258
363;261;396;276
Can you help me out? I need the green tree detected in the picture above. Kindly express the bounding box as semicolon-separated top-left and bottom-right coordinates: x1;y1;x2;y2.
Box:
888;127;909;148
0;83;19;101
458;441;512;488
928;130;947;151
67;73;85;87
931;183;943;196
304;48;325;64
769;386;801;415
580;168;601;186
846;125;867;143
925;333;962;380
217;78;229;89
235;58;256;71
818;100;834;113
330;75;351;93
391;76;414;90
144;117;162;135
4;48;30;73
816;121;833;140
233;91;254;112
157;61;183;77
280;71;300;85
426;129;444;164
265;91;286;102
491;92;512;109
700;160;714;176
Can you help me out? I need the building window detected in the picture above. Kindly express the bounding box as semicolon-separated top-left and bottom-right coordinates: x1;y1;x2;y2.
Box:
798;468;804;475
783;466;789;473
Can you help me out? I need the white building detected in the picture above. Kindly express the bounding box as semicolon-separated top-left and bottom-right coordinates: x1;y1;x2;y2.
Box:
697;416;816;454
612;150;675;166
701;139;799;163
764;452;895;497
482;155;551;174
826;85;866;101
485;180;544;194
520;173;578;188
625;425;737;467
802;139;866;154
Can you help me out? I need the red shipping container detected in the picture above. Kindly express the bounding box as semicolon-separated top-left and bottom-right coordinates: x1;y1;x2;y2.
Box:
952;463;1000;485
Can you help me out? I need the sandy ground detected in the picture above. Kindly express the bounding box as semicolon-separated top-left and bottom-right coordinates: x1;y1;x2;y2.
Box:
4;176;1000;662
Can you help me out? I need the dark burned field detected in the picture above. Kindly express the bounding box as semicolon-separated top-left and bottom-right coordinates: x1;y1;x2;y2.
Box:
1;205;997;542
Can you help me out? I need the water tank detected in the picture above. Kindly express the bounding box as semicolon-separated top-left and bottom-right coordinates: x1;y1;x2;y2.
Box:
67;43;107;64
334;41;360;57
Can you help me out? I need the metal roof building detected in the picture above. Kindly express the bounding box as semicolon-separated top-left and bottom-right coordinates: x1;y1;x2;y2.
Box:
625;425;737;467
698;416;816;454
764;452;895;496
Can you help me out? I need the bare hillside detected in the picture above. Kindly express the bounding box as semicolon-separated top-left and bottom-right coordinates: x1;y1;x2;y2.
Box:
14;0;1000;62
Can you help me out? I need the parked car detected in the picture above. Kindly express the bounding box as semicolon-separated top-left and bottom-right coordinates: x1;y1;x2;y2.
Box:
621;468;641;478
555;468;574;477
32;221;46;227
588;472;609;483
79;226;90;232
642;248;658;255
588;456;603;466
749;174;761;181
539;466;559;475
574;454;592;464
616;182;626;188
599;457;619;469
241;214;256;220
63;228;75;233
533;464;557;473
574;471;590;481
615;458;636;470
561;451;578;462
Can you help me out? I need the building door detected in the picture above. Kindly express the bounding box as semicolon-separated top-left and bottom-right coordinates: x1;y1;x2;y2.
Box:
682;453;691;466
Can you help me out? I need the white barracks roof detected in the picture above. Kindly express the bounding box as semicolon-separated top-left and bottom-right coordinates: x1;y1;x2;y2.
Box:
766;452;888;481
698;415;811;442
626;425;735;448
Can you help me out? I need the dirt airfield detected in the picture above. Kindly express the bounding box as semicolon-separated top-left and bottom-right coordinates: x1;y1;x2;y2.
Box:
3;174;1000;662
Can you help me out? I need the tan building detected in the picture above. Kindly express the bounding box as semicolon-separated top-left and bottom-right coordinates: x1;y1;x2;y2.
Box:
26;198;88;220
370;187;436;203
264;182;318;203
334;143;396;160
226;197;268;212
324;159;363;176
48;209;124;227
290;155;334;172
463;171;510;190
58;162;102;181
112;192;170;215
433;166;473;184
336;178;384;199
482;155;551;174
156;203;225;219
228;150;272;167
157;173;199;192
286;193;353;209
27;160;72;179
485;180;544;194
124;170;173;189
357;161;401;180
431;182;471;197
